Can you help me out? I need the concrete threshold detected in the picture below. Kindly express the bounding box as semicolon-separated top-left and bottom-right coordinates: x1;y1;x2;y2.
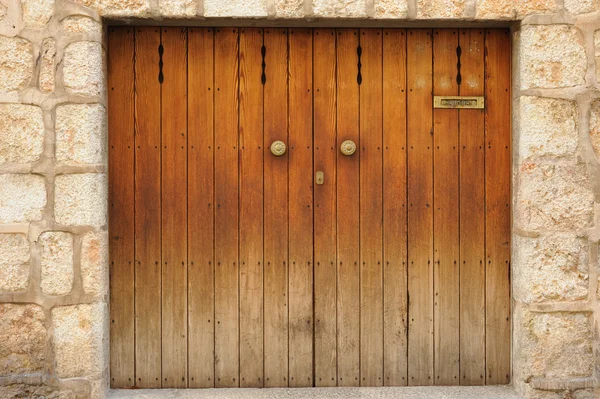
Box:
109;386;521;399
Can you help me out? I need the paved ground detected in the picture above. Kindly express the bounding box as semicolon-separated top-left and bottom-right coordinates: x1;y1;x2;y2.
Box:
110;386;522;399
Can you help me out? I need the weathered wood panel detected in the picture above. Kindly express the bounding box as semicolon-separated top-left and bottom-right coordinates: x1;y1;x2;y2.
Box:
213;27;240;388
188;27;215;388
336;28;361;388
134;27;162;389
108;26;135;389
407;29;434;386
382;28;408;387
239;27;264;388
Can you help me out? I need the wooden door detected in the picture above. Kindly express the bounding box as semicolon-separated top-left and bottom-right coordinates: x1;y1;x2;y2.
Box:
108;27;511;389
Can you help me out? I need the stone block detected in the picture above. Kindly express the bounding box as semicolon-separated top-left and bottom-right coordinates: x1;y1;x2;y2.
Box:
0;385;76;399
312;0;367;17
55;174;107;227
591;100;600;160
63;41;104;97
72;0;151;17
275;0;305;18
417;0;467;18
564;0;598;14
159;0;196;17
516;162;594;232
0;234;29;293
476;0;515;19
518;96;578;159
52;303;106;378
516;0;557;17
39;38;56;93
204;0;267;17
40;232;74;296
519;25;586;89
0;36;33;94
61;16;102;40
0;304;46;374
81;231;108;296
513;234;588;303
595;31;600;85
21;0;54;28
0;104;44;165
515;310;594;379
0;174;46;223
56;104;106;165
374;0;408;18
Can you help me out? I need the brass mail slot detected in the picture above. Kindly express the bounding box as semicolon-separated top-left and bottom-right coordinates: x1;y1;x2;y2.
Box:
434;96;484;109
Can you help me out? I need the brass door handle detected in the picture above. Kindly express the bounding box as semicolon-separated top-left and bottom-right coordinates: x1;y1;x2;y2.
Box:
340;140;357;156
270;140;286;156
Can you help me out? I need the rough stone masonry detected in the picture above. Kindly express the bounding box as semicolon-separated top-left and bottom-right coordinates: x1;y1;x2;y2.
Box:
0;0;599;398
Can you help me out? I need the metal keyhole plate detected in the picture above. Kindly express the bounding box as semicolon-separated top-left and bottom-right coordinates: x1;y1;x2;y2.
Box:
270;140;286;156
341;140;357;156
316;171;324;185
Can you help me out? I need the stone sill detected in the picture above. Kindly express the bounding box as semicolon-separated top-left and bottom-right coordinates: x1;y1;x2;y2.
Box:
109;385;521;399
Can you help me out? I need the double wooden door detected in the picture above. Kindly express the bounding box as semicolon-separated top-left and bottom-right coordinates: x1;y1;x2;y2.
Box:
108;27;511;389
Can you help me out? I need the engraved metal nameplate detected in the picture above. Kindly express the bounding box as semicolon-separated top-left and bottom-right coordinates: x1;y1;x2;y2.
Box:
434;96;484;109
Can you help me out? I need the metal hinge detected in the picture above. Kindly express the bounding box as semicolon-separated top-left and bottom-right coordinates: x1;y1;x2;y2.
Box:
357;45;362;85
158;44;164;84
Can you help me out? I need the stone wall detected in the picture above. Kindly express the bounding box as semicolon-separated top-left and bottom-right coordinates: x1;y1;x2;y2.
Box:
0;0;598;398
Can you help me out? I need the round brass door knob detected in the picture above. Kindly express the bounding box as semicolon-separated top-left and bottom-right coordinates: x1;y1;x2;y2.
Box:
340;140;357;156
270;140;286;156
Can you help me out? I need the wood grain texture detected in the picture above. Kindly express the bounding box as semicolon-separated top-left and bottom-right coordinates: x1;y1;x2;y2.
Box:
484;29;511;385
336;29;361;388
263;27;289;388
359;28;384;387
108;26;135;389
288;28;314;388
213;27;240;388
188;27;215;388
432;29;460;385
107;28;511;388
239;27;264;388
406;29;434;386
458;29;486;386
313;28;338;388
382;28;408;387
160;27;188;388
134;27;162;389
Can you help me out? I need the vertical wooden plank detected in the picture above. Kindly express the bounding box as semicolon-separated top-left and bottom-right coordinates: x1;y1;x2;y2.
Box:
161;27;188;388
134;26;161;389
382;28;408;387
359;28;384;387
459;28;486;386
239;27;264;388
188;27;215;388
313;28;338;388
288;28;314;388
214;27;240;388
432;29;460;385
263;27;289;388
336;29;360;387
407;29;434;386
484;29;511;385
108;26;135;389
